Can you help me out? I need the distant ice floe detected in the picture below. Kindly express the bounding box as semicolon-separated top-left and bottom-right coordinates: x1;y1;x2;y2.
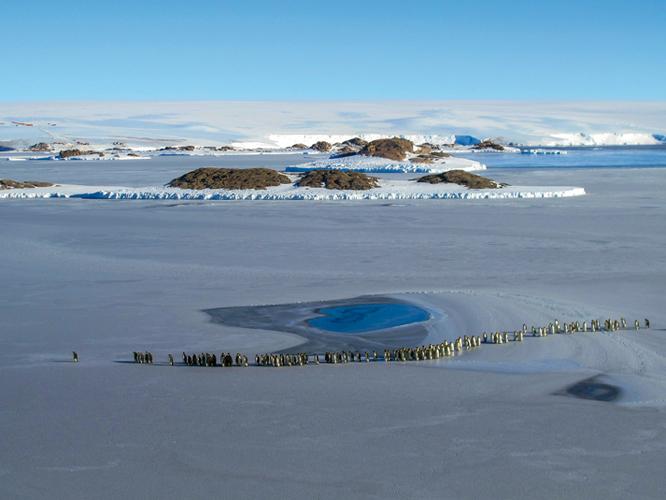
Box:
5;155;151;161
285;155;486;174
522;149;568;155
0;181;586;201
548;133;666;147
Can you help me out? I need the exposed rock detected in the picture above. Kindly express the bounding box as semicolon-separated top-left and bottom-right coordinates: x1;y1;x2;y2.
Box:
290;143;308;150
59;149;98;159
169;168;292;190
218;146;235;151
179;145;196;151
359;138;414;162
341;137;368;148
410;152;453;163
310;141;332;152
472;140;505;151
128;153;141;157
0;179;54;190
409;157;434;164
414;170;508;189
297;169;379;190
29;142;53;152
332;146;358;158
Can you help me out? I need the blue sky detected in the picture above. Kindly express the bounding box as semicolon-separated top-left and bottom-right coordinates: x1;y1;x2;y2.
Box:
2;0;664;101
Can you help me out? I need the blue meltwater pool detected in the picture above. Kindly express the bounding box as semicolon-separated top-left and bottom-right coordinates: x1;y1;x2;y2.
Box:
308;304;430;333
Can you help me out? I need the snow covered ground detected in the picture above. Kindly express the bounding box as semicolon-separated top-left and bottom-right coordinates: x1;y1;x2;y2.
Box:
1;149;666;499
2;101;665;150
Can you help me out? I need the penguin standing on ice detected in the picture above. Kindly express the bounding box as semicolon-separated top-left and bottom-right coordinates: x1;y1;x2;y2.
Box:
73;351;78;362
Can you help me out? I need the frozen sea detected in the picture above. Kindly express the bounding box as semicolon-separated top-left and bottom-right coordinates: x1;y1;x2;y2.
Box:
1;147;666;499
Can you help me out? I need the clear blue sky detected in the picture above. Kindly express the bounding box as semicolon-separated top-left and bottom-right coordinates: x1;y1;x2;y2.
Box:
2;0;664;101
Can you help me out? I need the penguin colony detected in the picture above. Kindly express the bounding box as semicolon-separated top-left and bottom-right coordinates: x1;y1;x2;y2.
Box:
114;317;651;368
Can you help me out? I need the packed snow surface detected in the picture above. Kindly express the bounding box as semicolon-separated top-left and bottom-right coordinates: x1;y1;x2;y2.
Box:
1;147;666;500
284;154;486;173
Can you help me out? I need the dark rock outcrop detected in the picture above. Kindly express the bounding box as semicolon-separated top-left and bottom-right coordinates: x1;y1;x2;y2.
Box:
297;169;379;190
332;146;358;158
414;170;508;189
472;140;505;151
59;149;98;158
409;152;453;163
29;142;53;152
359;138;414;161
0;179;54;190
310;141;332;152
409;157;434;164
341;137;368;148
169;168;292;190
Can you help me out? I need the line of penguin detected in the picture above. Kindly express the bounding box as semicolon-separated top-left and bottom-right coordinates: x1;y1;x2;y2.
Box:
74;317;651;365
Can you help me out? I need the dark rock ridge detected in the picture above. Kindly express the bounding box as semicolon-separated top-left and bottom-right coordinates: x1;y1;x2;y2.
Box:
297;169;379;190
341;137;368;148
310;141;332;152
332;146;359;158
1;179;54;190
160;145;196;152
59;149;100;158
169;168;292;190
29;142;53;152
472;140;504;151
332;137;369;158
359;138;414;161
409;151;453;164
290;143;308;150
409;157;434;164
414;170;508;190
